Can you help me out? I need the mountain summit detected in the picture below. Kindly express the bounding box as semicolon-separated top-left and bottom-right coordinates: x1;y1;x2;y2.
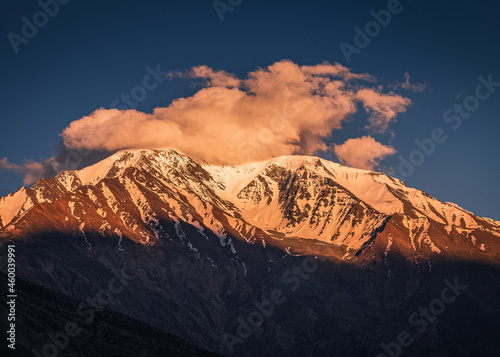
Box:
1;149;500;356
1;149;499;263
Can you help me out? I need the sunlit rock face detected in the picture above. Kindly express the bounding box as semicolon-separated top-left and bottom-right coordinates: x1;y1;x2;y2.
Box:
1;149;500;356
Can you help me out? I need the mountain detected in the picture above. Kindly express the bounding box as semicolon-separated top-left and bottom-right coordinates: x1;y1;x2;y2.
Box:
0;272;218;357
1;149;499;260
1;149;500;356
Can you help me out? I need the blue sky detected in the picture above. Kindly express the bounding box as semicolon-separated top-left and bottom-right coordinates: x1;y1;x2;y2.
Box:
1;0;499;219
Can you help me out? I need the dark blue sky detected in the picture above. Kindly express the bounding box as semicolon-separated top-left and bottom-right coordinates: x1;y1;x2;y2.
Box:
1;0;499;219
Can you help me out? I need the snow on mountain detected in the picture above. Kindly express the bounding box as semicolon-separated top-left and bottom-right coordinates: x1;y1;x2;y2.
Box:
205;153;499;237
1;149;499;260
3;150;500;357
204;156;389;250
0;187;28;227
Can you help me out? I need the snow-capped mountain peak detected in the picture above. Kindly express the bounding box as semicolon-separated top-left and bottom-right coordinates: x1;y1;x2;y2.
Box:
1;149;499;262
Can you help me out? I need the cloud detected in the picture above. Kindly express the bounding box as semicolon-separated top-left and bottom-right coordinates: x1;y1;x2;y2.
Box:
334;136;396;170
171;65;241;87
391;72;427;93
2;60;411;185
62;60;410;164
300;62;376;82
0;147;113;187
0;157;58;185
355;88;411;132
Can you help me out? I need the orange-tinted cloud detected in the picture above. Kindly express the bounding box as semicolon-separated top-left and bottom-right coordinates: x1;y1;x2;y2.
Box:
1;61;411;186
334;135;396;170
174;65;241;88
355;88;411;133
61;60;410;165
300;62;376;81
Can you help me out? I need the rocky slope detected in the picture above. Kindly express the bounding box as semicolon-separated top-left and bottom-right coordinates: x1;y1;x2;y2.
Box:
0;272;218;357
1;149;499;356
1;149;499;262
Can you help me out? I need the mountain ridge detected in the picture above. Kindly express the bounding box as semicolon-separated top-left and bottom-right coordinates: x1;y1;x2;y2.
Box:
1;149;500;356
1;148;499;263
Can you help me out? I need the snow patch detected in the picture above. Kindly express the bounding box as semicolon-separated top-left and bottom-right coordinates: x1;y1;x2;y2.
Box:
0;187;28;226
